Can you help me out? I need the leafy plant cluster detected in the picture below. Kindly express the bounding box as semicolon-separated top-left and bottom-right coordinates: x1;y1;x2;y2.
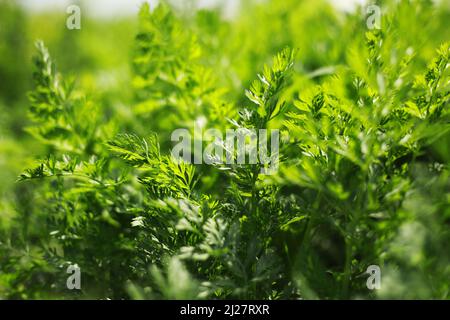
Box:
0;0;449;299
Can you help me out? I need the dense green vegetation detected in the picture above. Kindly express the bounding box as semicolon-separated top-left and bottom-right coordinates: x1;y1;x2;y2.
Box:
0;0;449;299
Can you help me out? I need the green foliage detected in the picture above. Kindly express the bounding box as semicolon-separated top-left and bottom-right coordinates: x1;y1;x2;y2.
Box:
0;0;449;300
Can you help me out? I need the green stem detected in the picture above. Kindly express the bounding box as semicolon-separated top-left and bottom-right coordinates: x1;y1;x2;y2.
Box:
342;237;352;299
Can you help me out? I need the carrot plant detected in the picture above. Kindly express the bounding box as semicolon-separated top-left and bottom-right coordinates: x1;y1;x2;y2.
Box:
0;0;448;299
